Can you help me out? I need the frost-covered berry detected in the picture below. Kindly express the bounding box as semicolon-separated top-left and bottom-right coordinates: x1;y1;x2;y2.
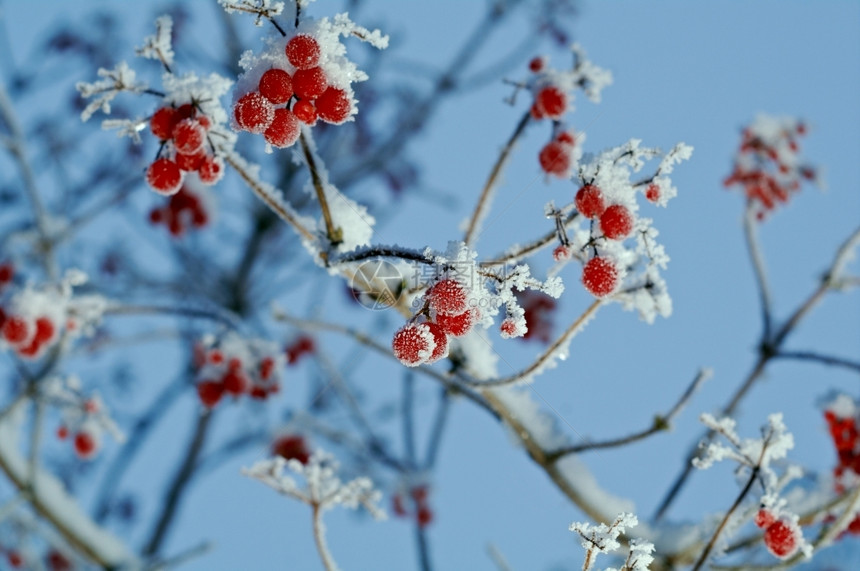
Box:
755;508;776;529
258;68;294;104
534;85;567;119
556;131;575;145
272;434;311;464
392;322;436;367
424;322;449;364
233;91;275;134
436;308;478;337
528;56;545;73
34;316;55;345
175;150;205;172
428;279;468;316
172;119;206;155
293;66;328;100
539;141;571;177
74;430;98;460
600;204;633;240
198;155;224;185
292;99;318;125
264;108;301;148
500;318;520;338
582;257;619;297
150;106;177;140
763;519;800;559
146;158;183;195
645;183;660;203
2;316;29;345
575;184;605;218
316;87;352;124
286;34;321;70
197;380;224;408
553;245;571;261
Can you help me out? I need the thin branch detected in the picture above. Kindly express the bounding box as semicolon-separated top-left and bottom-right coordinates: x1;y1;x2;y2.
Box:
299;131;342;247
463;110;531;247
481;209;582;267
744;204;773;341
104;303;242;330
403;373;417;468
773;350;860;374
312;503;338;571
423;388;450;470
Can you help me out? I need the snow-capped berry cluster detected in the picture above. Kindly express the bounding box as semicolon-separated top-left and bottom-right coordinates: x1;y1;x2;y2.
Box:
822;394;860;534
754;507;804;559
194;333;285;407
230;12;388;149
148;184;214;237
392;484;433;529
271;433;311;465
539;130;582;178
146;103;224;195
45;375;124;461
724;114;819;220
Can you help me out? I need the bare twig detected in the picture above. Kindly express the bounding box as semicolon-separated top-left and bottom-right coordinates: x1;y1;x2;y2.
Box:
744;204;773;340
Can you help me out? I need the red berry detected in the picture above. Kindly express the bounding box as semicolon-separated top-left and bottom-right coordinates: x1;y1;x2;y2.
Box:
530;102;546;120
34;316;55;344
582;257;619;298
2;316;29;345
0;262;14;284
57;425;69;440
575;184;606;218
222;370;247;396
553;245;571;261
424;322;449;364
292;66;328;100
292;99;318;125
534;85;567;119
600;204;634;240
258;68;294;104
74;430;97;459
197;380;224;408
233;91;275;134
763;519;800;559
259;356;275;380
528;56;545;73
436;308;478;337
17;336;42;358
556;131;575;145
286;34;321;70
392;323;436;367
645;183;660;203
175;103;195;121
428;279;468;316
198;155;224;185
149;208;164;224
755;508;776;529
175;150;206;172
416;505;433;528
173;119;206;154
272;434;311;464
150;107;177;140
539;141;571;177
7;551;22;568
264;108;301;149
146;158;183;195
316;87;352;124
46;550;72;571
197;115;211;130
500;318;519;338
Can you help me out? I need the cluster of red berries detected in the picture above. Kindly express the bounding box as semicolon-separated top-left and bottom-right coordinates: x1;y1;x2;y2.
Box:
0;261;13;291
754;508;802;559
539;130;577;178
233;34;353;148
148;185;210;237
285;335;315;365
146;103;224;195
57;399;102;460
271;434;311;465
392;485;433;529
528;57;568;121
0;310;58;360
823;407;860;534
724;121;815;220
195;347;280;408
392;279;478;367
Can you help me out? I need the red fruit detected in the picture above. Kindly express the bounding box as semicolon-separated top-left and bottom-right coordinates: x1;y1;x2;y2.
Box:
197;115;211;130
500;318;519;338
286;336;315;364
233;91;275;134
17;336;42;358
645;183;660;203
528;56;545;73
146;158;183;195
258;68;294;104
272;434;311;464
436;308;478;337
292;99;318;125
539;141;571;177
198;155;224;185
249;386;268;400
0;262;14;284
264;108;301;149
316;87;352;124
175;150;206;172
197;380;224;408
582;257;619;298
763;519;800;559
424;322;449;364
392;322;436;367
208;349;224;364
428;279;468;316
34;317;55;344
600;204;634;240
74;430;97;459
392;494;407;517
755;508;776;529
534;85;567;119
556;131;575;145
529;101;546;120
3;316;29;345
222;370;247;396
7;551;22;568
57;425;69;440
150;106;177;140
416;505;433;528
575;184;606;218
259;357;275;380
292;66;328;100
552;245;571;261
286;34;321;69
172;119;206;154
46;550;72;571
175;103;195;121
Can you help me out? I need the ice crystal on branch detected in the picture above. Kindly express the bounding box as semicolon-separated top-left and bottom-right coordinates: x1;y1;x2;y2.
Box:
135;15;175;69
76;62;146;122
218;0;285;25
569;512;654;571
